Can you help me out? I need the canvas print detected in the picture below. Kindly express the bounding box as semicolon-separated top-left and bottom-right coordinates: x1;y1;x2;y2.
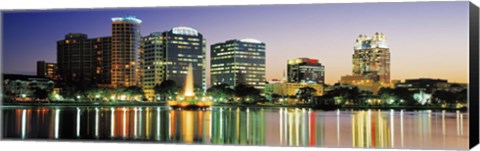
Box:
1;1;477;150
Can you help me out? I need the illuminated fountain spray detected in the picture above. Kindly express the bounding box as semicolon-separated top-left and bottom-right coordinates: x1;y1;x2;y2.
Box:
167;63;212;109
183;63;195;99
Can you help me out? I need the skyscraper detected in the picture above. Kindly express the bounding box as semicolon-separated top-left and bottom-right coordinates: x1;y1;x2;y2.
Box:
57;33;112;87
111;15;142;88
352;32;390;84
36;60;58;80
57;33;96;85
340;32;391;93
142;32;165;98
287;58;325;84
210;39;266;90
142;27;206;98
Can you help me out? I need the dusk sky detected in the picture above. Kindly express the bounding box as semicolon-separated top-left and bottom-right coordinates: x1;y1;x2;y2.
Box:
2;1;469;84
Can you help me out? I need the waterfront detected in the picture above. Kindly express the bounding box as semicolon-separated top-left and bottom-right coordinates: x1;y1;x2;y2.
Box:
1;106;468;150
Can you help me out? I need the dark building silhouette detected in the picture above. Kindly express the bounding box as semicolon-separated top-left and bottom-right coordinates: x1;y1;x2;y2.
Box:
36;60;58;80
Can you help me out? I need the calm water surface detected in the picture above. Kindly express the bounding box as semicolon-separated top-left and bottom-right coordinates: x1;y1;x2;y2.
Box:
1;106;468;150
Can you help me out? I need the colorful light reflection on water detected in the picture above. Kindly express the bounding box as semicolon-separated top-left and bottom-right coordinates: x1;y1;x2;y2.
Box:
1;107;468;150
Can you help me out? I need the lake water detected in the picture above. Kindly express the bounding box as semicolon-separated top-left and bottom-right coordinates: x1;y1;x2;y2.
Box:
1;106;469;150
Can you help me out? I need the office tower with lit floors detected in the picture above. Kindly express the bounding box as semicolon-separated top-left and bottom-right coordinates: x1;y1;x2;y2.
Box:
210;39;266;90
142;32;165;98
110;15;142;88
163;27;206;91
142;27;206;99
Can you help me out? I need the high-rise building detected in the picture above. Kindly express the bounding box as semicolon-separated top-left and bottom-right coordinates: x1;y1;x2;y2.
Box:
287;58;325;84
92;37;112;86
142;32;165;98
57;33;96;85
340;32;391;94
210;39;266;90
36;60;58;80
57;33;112;86
352;32;390;84
111;15;142;88
142;27;206;98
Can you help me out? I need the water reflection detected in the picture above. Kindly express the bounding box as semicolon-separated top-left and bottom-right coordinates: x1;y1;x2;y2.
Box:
1;107;468;150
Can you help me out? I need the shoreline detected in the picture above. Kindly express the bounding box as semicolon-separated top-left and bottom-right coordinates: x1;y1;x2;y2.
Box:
0;102;468;111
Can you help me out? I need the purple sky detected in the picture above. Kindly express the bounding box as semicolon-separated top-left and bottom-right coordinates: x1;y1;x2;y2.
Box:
2;1;469;84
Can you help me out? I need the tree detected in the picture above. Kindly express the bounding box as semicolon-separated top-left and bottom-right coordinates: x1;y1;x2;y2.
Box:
234;84;261;104
84;87;101;101
59;85;78;100
270;93;282;103
33;88;49;101
125;86;144;101
376;87;416;106
206;84;234;102
154;80;179;101
432;90;457;107
456;89;467;104
323;86;360;105
378;88;397;105
296;86;317;103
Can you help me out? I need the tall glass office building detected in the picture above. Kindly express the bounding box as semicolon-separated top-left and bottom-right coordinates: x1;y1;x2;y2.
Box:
142;27;206;98
210;39;266;90
111;15;142;88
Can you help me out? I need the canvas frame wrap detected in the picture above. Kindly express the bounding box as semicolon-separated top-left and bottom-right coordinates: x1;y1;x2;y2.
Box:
0;1;479;150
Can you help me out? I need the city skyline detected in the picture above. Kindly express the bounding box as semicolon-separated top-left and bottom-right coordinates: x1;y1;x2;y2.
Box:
2;2;469;85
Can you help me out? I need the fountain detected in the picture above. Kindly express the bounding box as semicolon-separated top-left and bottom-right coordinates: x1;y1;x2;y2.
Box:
167;63;212;109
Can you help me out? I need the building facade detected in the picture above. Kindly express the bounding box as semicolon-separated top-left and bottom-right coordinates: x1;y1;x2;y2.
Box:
287;58;325;84
339;75;383;93
395;78;449;93
142;27;206;99
57;33;96;85
340;32;391;94
36;61;58;80
93;37;112;86
111;15;142;88
57;33;112;87
264;82;324;97
210;39;266;90
3;74;54;101
142;32;165;98
352;32;390;84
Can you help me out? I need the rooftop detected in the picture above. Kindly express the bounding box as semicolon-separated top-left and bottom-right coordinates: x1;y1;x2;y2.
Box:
171;26;199;36
239;38;263;44
3;74;53;81
111;15;142;24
